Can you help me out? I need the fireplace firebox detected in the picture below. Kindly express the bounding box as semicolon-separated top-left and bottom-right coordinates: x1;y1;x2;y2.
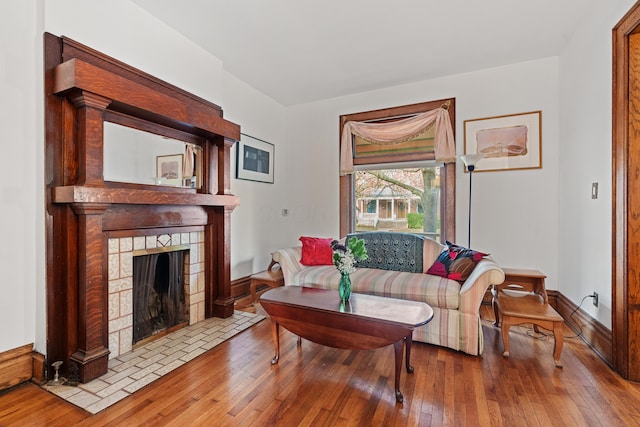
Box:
132;250;186;345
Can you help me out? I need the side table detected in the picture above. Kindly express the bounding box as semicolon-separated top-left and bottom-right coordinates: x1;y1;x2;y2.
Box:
250;260;284;305
492;268;565;368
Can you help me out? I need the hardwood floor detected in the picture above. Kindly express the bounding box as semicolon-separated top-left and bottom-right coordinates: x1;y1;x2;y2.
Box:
2;305;640;426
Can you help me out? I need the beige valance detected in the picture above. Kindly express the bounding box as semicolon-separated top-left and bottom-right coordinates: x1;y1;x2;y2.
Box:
340;107;456;175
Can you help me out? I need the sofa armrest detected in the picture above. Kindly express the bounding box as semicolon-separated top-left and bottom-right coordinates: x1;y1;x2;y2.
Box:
458;259;505;315
271;246;303;285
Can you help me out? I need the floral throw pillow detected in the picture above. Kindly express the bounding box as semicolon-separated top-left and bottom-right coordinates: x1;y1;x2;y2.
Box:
426;241;488;283
299;236;334;266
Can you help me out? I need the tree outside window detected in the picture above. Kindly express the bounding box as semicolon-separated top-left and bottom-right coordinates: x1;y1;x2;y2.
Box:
355;167;441;240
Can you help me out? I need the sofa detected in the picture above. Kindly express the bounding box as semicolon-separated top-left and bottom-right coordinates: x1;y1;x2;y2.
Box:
271;232;505;355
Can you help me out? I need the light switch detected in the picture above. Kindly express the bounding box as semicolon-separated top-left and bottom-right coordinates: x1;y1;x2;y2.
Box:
592;182;598;199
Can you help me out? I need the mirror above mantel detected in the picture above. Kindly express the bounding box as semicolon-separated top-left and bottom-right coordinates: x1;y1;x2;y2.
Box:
103;122;203;188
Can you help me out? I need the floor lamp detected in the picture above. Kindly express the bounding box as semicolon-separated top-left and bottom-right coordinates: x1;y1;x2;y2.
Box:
460;154;485;247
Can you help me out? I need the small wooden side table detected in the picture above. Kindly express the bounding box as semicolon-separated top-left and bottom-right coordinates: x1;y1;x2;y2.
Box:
492;268;565;368
493;268;548;324
250;260;284;305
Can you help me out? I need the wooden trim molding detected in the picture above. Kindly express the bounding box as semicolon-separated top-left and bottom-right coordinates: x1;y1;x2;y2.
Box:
0;344;33;392
551;291;613;367
612;1;640;380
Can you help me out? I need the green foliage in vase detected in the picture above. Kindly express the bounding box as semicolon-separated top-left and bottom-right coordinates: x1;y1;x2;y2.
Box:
330;238;368;275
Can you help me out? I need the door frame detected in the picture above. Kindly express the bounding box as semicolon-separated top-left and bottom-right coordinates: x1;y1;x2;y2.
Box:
613;0;640;380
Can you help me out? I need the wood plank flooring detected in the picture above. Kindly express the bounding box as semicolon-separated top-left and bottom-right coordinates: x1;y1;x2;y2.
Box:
2;305;640;426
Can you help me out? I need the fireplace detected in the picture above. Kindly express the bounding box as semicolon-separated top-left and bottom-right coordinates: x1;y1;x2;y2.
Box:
108;233;206;358
45;34;240;383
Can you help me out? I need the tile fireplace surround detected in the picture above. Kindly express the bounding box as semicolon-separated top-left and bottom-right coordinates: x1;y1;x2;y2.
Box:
107;231;206;359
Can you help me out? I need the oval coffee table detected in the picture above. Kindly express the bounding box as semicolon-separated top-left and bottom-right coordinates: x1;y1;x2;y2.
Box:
260;286;433;403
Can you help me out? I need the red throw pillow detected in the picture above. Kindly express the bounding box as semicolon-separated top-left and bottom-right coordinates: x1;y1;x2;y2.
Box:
426;241;488;283
299;236;334;266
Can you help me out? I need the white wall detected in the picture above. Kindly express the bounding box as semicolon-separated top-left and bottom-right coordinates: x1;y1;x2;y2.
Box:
0;0;42;355
283;57;561;291
223;73;287;278
558;0;636;329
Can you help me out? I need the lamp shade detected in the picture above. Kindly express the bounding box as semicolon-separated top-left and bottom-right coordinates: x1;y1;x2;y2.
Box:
460;153;486;169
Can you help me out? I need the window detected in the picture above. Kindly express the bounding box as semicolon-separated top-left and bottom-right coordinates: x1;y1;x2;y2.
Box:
355;166;441;240
339;99;456;242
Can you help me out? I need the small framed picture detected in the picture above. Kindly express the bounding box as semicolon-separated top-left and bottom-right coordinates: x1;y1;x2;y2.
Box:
236;134;274;184
156;154;183;186
464;111;542;172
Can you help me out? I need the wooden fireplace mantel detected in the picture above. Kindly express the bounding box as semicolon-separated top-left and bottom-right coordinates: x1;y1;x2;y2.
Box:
51;185;240;207
44;33;241;383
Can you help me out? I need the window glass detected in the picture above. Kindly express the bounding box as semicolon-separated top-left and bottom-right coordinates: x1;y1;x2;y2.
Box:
354;166;441;241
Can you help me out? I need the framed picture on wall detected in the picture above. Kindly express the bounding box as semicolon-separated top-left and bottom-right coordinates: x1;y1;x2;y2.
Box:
236;133;275;184
464;111;542;172
156;154;183;186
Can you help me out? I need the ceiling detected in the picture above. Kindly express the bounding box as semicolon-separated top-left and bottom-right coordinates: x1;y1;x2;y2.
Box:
132;0;596;106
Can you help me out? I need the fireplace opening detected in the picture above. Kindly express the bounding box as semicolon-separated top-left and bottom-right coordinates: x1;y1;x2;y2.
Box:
133;250;188;344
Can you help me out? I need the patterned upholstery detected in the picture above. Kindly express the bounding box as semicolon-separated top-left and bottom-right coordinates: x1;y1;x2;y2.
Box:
291;265;461;309
347;232;425;273
271;233;505;356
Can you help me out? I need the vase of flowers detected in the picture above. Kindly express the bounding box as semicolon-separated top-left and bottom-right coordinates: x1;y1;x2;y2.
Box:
331;237;368;304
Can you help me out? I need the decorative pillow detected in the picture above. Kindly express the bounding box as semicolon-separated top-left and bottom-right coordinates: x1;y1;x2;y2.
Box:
299;236;334;266
426;241;488;283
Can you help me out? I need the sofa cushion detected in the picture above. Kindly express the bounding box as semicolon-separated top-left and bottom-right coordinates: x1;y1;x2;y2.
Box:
347;232;424;273
299;236;333;266
290;266;461;309
426;242;488;283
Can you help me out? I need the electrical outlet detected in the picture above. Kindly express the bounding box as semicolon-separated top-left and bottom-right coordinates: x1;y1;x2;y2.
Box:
593;292;599;307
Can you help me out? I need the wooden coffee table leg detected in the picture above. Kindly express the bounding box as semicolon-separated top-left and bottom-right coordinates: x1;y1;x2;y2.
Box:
270;318;280;365
393;340;404;403
405;334;414;374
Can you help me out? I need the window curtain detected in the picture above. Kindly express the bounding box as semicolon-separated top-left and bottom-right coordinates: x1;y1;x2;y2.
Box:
340;107;456;175
184;143;195;178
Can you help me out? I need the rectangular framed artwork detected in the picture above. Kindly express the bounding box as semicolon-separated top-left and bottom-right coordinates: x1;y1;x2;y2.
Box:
464;111;542;172
156;154;183;186
236;133;275;184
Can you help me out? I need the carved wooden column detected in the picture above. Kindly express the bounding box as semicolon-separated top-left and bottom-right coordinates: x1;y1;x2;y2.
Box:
204;136;236;318
218;137;235;195
69;91;111;185
69;202;110;382
206;205;235;318
64;91;111;382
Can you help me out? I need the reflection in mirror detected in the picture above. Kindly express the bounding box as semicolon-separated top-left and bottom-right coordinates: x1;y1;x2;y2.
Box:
104;122;202;188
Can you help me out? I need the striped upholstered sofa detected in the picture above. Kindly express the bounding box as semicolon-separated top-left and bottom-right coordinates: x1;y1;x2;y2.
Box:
271;232;504;356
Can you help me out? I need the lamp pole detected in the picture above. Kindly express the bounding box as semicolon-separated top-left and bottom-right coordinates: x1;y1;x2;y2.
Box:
460;154;485;247
467;164;474;247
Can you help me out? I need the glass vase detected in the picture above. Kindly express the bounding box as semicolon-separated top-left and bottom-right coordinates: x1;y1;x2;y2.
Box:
339;272;352;304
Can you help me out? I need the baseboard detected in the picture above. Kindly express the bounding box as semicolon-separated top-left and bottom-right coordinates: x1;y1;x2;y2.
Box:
550;290;613;367
231;275;251;300
231;274;273;308
0;343;34;391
